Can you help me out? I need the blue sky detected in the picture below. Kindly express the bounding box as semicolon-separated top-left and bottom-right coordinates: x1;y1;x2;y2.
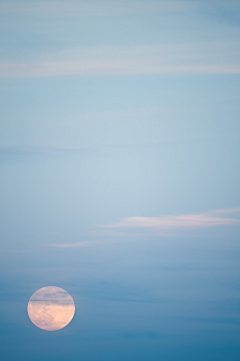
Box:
0;1;240;360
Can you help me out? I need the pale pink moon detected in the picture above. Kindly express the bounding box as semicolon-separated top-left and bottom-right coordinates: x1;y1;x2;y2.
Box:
27;286;75;331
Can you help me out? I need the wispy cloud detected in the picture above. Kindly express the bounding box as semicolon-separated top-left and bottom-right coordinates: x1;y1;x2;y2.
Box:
1;0;239;20
0;0;204;18
49;240;109;248
49;208;240;248
1;62;239;79
100;208;240;232
1;42;240;78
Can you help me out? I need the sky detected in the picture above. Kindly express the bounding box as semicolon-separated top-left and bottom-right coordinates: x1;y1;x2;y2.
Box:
0;0;240;360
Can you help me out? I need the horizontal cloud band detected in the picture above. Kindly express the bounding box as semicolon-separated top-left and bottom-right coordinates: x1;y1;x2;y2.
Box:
100;208;240;230
1;62;239;79
49;208;240;248
1;42;240;78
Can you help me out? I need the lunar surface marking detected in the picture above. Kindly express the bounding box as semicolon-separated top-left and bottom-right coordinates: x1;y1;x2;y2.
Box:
27;286;75;331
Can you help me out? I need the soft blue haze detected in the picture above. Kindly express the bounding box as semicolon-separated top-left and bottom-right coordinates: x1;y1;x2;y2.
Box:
0;1;240;360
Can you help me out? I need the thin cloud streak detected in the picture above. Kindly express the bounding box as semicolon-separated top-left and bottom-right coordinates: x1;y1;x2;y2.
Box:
49;240;109;248
1;62;239;79
1;42;240;78
100;208;240;231
1;0;239;20
49;208;240;248
0;0;204;18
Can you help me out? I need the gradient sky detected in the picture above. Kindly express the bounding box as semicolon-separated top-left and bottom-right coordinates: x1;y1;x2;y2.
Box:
0;1;240;360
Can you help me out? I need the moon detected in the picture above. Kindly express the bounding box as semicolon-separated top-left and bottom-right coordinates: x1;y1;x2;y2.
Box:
27;286;75;331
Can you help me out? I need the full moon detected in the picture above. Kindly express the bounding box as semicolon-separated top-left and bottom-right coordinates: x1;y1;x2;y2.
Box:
27;286;75;331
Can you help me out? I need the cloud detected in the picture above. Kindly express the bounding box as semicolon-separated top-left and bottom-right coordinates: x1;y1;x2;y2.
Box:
100;208;240;232
0;0;204;18
49;240;109;248
1;0;239;20
1;62;239;79
1;43;240;78
49;208;240;248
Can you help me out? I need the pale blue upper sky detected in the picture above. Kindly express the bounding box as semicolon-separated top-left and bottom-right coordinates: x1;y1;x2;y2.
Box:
0;1;240;360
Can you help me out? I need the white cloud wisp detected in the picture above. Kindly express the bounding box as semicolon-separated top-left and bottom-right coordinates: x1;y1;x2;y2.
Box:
49;208;240;248
100;208;240;231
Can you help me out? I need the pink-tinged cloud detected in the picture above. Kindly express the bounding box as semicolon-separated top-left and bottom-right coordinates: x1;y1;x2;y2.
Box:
100;208;240;231
49;208;240;248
